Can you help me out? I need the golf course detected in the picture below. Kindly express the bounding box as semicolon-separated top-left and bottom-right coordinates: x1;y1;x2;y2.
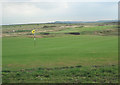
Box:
2;23;118;83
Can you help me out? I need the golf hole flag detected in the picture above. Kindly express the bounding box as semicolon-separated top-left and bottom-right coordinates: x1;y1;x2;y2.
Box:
32;29;35;34
32;29;36;47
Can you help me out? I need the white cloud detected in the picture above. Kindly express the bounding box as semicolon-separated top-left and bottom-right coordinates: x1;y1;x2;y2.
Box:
2;2;117;24
2;2;70;24
0;4;2;25
0;0;119;2
3;2;69;17
29;0;120;2
3;3;44;17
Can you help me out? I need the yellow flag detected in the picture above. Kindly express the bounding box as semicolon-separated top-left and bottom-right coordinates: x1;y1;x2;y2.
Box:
32;30;35;34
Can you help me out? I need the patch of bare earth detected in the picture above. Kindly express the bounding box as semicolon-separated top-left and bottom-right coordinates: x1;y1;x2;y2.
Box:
26;35;43;38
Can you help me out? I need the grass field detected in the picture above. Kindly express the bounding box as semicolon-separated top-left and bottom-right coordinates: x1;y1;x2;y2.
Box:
2;23;118;83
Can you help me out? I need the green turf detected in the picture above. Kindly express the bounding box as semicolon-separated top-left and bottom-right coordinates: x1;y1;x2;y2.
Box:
2;35;118;71
3;65;118;83
2;23;118;83
50;25;117;33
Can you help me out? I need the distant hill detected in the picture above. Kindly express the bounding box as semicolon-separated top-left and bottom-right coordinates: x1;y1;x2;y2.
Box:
1;20;117;26
49;20;117;24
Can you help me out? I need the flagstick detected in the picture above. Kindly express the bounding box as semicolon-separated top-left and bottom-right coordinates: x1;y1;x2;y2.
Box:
34;33;36;47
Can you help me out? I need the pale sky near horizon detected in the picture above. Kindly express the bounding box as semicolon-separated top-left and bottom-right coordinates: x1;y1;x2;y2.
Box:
0;0;119;25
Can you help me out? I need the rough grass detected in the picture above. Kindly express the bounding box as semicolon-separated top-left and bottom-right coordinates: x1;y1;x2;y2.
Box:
2;65;118;83
51;25;117;33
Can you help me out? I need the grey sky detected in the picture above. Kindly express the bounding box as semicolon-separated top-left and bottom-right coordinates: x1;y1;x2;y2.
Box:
1;1;118;25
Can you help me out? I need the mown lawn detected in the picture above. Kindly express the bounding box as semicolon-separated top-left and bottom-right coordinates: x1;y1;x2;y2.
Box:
2;35;118;70
2;35;118;83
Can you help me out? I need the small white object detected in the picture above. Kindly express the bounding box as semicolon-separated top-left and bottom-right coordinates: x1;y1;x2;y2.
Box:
13;30;15;32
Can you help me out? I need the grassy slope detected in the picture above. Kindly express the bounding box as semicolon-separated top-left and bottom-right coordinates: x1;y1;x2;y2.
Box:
2;24;118;83
3;35;118;71
50;25;117;33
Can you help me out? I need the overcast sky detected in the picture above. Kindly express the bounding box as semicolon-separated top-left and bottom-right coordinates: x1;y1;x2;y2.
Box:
1;0;119;25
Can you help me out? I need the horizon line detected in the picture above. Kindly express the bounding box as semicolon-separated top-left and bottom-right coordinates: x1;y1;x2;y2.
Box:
1;19;117;26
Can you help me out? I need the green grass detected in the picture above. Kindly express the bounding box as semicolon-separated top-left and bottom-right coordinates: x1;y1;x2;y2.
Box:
3;35;118;71
52;25;117;33
3;65;118;83
2;24;118;83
